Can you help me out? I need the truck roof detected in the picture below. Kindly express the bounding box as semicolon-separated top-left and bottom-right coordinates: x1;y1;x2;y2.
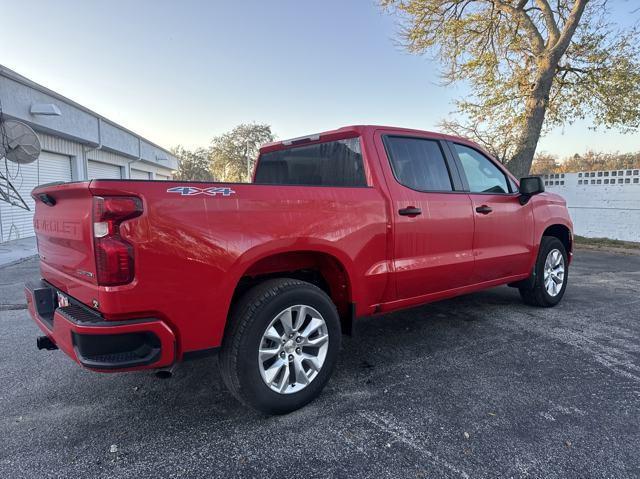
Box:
260;125;473;153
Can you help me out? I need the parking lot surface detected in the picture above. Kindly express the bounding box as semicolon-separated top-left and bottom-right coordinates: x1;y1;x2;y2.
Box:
1;249;639;478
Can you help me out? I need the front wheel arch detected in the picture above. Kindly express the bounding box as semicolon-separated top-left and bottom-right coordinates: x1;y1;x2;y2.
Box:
542;224;572;257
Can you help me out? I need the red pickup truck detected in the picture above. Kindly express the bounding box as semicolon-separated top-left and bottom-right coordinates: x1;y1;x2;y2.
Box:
26;125;572;414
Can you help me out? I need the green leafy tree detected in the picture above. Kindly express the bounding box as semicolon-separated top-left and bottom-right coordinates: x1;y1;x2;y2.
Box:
210;123;275;182
381;0;640;177
171;146;214;181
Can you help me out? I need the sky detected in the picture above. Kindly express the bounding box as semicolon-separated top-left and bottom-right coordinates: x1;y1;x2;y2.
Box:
2;0;638;158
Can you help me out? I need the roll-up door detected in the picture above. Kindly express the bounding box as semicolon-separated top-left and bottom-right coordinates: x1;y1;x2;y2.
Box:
0;151;72;242
88;160;122;179
130;169;151;180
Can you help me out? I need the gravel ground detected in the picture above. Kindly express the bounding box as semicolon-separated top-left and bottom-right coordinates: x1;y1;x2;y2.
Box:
1;249;639;478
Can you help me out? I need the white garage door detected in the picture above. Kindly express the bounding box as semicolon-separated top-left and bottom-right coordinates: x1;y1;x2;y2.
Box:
88;160;122;179
130;169;151;180
40;151;74;185
0;151;72;242
155;173;170;181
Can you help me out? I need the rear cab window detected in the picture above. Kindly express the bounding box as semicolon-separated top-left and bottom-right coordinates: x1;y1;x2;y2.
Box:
254;138;367;187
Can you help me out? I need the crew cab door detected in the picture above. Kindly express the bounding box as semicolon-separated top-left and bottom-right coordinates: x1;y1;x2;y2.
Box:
374;132;475;301
447;142;534;282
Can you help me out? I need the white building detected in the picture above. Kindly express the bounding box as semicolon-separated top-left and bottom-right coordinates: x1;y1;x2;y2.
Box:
0;65;179;243
542;170;640;242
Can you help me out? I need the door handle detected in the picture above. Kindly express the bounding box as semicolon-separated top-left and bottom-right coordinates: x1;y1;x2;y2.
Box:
398;206;422;216
475;205;493;215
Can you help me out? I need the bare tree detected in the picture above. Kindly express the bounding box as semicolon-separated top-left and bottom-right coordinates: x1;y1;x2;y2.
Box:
382;0;640;177
530;152;560;173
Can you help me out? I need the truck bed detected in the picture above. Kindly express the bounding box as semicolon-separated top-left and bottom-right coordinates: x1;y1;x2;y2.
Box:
31;179;390;355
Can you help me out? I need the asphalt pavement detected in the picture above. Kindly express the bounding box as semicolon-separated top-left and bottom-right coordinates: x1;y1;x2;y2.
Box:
1;249;639;478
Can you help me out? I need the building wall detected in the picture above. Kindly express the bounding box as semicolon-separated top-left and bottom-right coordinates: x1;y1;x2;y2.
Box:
1;73;99;144
1;64;179;243
0;66;179;171
1;132;175;242
542;170;640;242
37;133;173;180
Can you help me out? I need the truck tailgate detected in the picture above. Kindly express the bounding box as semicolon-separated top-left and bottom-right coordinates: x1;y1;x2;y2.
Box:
32;182;97;286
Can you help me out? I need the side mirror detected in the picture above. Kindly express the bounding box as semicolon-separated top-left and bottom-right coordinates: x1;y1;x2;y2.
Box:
518;176;544;205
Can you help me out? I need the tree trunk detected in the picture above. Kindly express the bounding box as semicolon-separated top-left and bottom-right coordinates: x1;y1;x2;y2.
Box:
506;63;556;178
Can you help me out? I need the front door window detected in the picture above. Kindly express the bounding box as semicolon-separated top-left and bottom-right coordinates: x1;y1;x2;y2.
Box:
454;144;510;194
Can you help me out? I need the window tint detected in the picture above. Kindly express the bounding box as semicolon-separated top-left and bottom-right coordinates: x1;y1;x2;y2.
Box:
454;144;509;194
254;138;366;187
384;136;452;191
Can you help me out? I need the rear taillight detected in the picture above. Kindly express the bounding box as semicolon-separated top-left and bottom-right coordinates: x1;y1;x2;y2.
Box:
93;196;143;286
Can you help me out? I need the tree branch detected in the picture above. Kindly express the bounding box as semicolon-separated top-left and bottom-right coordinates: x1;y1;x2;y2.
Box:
552;0;589;57
494;0;546;54
535;0;560;44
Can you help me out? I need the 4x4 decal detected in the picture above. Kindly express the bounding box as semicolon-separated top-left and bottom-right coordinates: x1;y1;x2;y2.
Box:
167;186;236;197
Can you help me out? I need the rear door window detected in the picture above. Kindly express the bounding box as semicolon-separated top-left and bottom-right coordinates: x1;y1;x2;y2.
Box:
383;136;453;192
254;138;366;187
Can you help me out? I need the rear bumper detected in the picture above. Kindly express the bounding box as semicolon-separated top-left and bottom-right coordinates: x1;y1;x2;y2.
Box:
25;280;176;372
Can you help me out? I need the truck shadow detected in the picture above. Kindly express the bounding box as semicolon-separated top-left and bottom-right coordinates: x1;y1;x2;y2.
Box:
22;285;534;445
82;285;525;420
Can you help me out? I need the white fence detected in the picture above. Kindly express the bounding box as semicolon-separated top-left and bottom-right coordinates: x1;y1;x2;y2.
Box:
541;169;640;242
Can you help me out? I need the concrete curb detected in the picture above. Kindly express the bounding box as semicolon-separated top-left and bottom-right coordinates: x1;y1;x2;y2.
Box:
574;244;640;256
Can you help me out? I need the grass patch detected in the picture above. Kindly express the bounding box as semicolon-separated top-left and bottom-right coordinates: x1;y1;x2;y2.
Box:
574;235;640;250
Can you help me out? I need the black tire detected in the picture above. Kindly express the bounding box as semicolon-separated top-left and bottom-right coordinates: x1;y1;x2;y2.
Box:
519;236;568;307
219;278;341;414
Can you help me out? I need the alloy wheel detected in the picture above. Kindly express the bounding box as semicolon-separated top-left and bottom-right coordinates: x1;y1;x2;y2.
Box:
258;305;329;394
543;248;565;297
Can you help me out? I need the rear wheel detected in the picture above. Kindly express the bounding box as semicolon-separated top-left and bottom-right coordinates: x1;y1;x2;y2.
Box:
519;236;568;307
219;278;341;414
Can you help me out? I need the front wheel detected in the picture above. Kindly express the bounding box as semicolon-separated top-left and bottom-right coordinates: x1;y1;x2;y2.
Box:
219;278;341;414
519;236;568;307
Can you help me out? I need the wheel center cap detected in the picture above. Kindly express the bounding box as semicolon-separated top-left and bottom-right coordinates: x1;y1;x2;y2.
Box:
284;339;296;353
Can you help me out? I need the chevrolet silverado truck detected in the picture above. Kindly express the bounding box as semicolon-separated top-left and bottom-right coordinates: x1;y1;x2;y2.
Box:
25;125;572;414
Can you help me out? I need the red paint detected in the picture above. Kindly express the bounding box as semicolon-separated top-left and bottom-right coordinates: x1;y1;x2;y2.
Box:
27;125;573;372
25;288;176;371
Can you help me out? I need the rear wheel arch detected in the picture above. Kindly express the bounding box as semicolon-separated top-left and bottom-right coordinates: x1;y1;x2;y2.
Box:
226;250;355;335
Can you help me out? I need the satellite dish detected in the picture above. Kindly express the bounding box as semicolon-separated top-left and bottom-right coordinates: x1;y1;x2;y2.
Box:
0;119;40;212
0;120;41;164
